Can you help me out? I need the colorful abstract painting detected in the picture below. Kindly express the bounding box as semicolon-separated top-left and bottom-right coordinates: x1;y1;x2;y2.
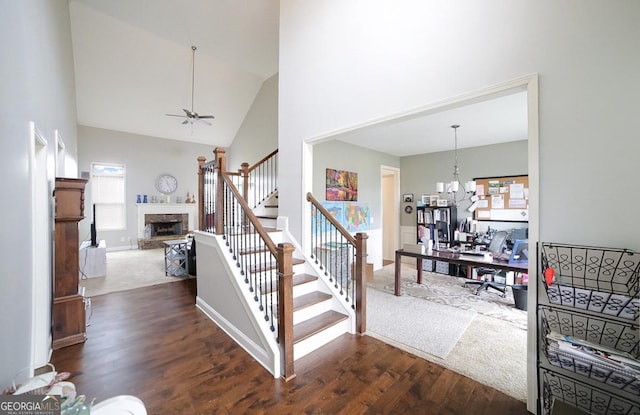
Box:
326;168;358;201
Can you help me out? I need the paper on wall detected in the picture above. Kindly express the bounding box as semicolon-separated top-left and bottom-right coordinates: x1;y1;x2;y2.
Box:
491;194;504;209
510;183;524;199
491;209;529;221
477;210;491;219
509;198;527;209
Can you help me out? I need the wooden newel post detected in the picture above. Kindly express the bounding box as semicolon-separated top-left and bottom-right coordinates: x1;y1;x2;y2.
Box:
197;156;206;231
214;147;226;235
277;242;296;381
240;162;250;204
355;232;368;334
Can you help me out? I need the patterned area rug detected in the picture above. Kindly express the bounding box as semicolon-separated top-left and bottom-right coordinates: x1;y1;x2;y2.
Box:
370;263;527;331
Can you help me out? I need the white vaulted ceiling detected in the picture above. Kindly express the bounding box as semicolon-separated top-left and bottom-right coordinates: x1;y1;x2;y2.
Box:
69;0;280;146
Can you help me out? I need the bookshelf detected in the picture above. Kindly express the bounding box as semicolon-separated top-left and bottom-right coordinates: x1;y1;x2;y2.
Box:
416;205;457;275
416;205;457;248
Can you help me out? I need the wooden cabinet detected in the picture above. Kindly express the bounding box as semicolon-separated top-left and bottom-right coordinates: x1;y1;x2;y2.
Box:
52;177;88;349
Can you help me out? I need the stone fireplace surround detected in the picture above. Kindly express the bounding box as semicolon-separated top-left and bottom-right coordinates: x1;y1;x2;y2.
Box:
136;203;198;249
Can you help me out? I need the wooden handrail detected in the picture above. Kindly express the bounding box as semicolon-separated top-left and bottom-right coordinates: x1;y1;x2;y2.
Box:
306;192;356;245
247;149;278;174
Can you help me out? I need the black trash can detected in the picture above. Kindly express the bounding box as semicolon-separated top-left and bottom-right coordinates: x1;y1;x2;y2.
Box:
512;284;528;311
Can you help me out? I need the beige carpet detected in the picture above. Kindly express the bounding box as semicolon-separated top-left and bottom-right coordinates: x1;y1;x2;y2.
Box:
367;288;476;359
367;263;527;401
79;248;194;297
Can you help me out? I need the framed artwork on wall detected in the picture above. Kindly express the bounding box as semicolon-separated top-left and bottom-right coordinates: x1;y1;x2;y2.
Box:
403;194;414;203
326;168;358;201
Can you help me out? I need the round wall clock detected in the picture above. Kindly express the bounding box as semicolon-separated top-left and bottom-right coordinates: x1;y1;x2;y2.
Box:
155;174;178;194
404;205;413;214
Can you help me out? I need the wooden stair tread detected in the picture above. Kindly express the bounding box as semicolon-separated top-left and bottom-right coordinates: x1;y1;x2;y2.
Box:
293;291;332;312
294;311;348;344
264;204;278;208
293;273;318;285
255;215;277;219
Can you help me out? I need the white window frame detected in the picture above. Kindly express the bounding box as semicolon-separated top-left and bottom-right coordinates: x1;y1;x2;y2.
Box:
91;162;126;231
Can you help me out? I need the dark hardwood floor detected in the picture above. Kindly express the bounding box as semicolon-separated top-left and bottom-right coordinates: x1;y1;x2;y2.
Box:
52;279;529;414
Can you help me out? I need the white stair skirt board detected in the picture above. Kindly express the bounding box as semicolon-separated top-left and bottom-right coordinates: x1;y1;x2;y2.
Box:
294;318;351;360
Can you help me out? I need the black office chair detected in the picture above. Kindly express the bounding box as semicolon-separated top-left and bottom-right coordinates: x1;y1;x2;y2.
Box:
464;231;508;297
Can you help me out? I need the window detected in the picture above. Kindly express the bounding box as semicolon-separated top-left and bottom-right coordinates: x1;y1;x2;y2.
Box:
91;163;126;230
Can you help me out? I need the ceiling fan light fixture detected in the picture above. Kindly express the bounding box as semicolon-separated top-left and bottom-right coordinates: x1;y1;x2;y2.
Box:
165;45;215;126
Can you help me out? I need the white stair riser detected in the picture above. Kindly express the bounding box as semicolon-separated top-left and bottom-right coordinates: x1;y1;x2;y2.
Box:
258;218;277;228
293;299;333;325
259;278;319;298
293;319;351;360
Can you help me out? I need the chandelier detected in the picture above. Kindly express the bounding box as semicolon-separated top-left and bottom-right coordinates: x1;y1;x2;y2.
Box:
436;124;476;206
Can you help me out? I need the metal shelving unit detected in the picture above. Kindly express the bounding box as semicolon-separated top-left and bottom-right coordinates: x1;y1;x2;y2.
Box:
537;243;639;415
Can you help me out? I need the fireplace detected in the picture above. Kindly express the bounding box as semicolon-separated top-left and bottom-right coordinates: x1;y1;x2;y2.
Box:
136;203;198;249
145;214;187;237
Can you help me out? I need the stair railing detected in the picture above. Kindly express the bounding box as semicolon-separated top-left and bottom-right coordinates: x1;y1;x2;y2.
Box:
306;192;368;334
239;149;278;209
198;147;296;380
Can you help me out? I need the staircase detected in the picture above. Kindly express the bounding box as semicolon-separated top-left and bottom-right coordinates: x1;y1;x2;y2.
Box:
247;202;353;361
196;148;367;379
252;191;279;229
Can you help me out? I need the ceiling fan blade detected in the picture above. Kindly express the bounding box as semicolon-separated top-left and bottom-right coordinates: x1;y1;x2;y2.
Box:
166;113;185;117
182;109;194;117
182;119;189;125
196;118;212;126
199;115;215;119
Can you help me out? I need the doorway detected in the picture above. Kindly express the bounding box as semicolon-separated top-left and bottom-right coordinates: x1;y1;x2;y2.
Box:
302;74;538;408
29;122;51;373
381;166;399;266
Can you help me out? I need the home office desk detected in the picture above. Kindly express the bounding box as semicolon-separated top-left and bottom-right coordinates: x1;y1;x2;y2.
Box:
394;249;528;296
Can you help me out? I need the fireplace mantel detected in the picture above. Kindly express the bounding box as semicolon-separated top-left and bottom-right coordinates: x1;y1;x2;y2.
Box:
136;203;198;239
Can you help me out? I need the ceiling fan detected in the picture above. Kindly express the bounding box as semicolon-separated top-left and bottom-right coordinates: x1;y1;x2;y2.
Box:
166;46;215;126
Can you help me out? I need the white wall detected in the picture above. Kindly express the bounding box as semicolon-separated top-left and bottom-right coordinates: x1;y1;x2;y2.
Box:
0;0;80;386
77;126;213;250
279;0;640;252
227;74;279;171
